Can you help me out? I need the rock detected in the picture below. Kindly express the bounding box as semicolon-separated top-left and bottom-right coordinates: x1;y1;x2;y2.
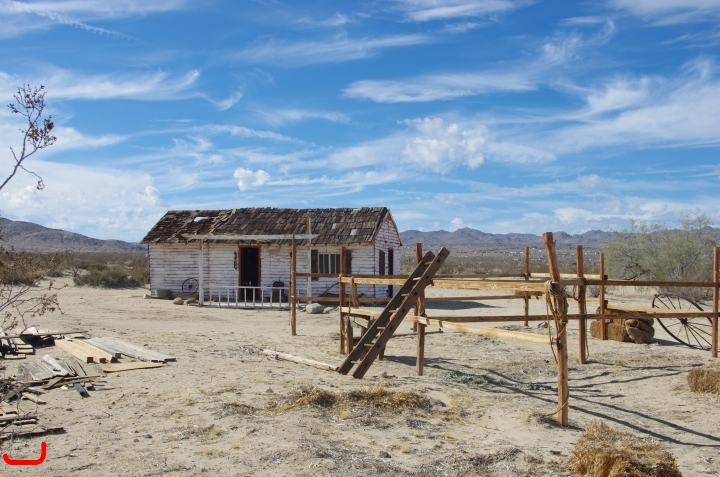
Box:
379;371;387;378
143;293;151;299
184;298;198;305
306;303;324;314
132;438;140;443
145;434;152;439
172;297;184;305
379;451;391;458
537;321;548;328
265;387;274;394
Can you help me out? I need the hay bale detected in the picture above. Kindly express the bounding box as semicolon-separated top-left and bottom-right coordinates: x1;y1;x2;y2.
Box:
688;363;720;394
570;421;682;477
590;320;632;342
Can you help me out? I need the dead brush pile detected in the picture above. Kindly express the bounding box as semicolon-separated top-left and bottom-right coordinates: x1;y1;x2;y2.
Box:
687;363;720;394
569;421;681;477
268;386;438;413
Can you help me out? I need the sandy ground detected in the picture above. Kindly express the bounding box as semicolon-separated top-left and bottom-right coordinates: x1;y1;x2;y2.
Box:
2;277;719;476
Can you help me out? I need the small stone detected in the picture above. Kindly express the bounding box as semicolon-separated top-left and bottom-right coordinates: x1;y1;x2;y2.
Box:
145;434;152;439
13;445;20;451
172;297;184;305
379;451;391;458
111;401;116;405
132;438;139;443
537;321;548;328
143;293;151;299
379;371;387;378
66;407;72;411
266;370;272;374
60;385;68;390
305;303;324;314
185;298;198;305
265;387;274;394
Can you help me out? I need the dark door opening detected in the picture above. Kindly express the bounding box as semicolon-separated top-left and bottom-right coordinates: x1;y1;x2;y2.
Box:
387;248;394;298
239;247;260;300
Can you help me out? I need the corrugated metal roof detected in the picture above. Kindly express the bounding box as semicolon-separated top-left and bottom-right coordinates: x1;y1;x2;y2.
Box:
140;207;393;245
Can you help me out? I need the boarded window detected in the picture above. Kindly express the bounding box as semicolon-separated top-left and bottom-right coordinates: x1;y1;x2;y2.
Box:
344;249;352;275
311;249;318;281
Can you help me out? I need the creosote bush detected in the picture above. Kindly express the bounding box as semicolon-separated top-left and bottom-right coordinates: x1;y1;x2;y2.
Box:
59;252;149;288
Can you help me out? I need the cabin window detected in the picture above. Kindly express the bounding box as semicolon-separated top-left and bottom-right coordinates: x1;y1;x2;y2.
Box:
318;253;341;274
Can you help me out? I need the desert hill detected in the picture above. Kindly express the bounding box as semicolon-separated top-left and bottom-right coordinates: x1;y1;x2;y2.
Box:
400;227;613;247
0;217;145;253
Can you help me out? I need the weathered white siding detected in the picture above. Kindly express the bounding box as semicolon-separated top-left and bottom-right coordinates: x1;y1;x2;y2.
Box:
149;242;380;297
372;214;402;297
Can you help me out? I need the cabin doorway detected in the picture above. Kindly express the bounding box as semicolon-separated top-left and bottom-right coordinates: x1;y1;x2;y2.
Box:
387;248;394;298
238;247;260;300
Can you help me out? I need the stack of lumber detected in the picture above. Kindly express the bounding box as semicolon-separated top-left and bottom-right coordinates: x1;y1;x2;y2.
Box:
55;336;174;373
0;327;87;359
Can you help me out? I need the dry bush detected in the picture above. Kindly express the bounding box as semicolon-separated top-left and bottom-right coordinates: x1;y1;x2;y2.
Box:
687;364;720;394
271;386;438;413
569;421;681;477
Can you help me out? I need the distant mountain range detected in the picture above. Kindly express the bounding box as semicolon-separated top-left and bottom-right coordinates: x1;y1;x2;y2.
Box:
400;227;614;247
0;218;145;253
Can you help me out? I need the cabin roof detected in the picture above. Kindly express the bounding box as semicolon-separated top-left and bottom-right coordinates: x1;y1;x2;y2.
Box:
140;207;396;245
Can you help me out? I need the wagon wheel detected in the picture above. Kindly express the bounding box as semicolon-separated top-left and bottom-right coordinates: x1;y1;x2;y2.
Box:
651;292;713;350
182;278;199;294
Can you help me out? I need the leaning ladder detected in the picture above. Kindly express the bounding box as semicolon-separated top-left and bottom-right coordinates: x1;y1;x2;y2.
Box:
337;247;449;379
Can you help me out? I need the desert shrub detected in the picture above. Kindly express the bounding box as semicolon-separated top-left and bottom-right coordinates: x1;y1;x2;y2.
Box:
604;212;718;301
77;258;108;272
73;266;141;288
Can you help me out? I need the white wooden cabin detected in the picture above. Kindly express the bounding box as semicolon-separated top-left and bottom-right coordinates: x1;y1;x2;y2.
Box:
140;207;402;301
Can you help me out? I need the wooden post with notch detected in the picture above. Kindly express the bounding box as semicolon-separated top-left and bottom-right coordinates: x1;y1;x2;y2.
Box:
543;232;569;427
713;246;719;358
599;252;607;340
291;234;297;336
339;246;346;353
415;243;426;374
524;246;530;326
576;245;587;364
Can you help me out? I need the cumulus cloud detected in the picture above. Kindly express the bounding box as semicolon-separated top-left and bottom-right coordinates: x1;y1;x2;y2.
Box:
403;118;487;172
449;217;472;231
234;168;270;191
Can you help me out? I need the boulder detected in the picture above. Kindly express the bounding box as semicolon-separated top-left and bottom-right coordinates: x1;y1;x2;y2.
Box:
306;303;324;314
184;298;198;305
172;297;184;305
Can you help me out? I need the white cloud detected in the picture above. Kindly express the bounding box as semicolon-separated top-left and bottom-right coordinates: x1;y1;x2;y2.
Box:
0;68;200;101
449;217;472;231
233;168;270;191
211;91;243;111
256;108;350;126
608;0;720;24
236;34;431;66
343;72;536;103
393;0;528;22
199;124;306;144
0;159;166;240
403;118;487;172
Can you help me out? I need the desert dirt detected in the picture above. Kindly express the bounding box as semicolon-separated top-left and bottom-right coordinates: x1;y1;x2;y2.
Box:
2;277;719;476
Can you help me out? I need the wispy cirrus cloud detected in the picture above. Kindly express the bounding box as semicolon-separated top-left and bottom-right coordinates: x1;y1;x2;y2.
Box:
608;0;720;25
393;0;530;22
256;108;350;126
342;27;598;103
0;0;189;37
0;68;200;100
236;34;431;66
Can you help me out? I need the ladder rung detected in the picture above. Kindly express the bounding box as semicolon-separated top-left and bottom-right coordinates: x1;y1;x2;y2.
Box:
364;343;374;347
376;326;386;330
413;277;421;281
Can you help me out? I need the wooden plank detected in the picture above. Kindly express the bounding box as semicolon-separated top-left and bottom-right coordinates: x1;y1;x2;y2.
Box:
424;295;521;302
599;252;607;340
100;362;165;372
73;383;90;398
524;246;530;327
262;349;338;371
70;339;116;362
18;362;55;381
585;278;717;288
54;339;94;364
416;323;425;376
411;317;552;344
93;337;175;362
42;354;74;376
42;377;63;389
531;272;601;279
430;279;547;292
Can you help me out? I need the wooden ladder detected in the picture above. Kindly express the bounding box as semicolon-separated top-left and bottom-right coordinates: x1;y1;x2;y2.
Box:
337;247;449;379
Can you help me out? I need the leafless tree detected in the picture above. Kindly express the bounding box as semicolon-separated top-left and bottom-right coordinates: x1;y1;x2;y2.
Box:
1;84;56;192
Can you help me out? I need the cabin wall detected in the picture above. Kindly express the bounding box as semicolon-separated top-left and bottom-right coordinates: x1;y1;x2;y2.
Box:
148;242;381;297
372;215;403;297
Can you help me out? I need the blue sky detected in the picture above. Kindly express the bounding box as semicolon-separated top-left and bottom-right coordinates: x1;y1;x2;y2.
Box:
1;0;719;241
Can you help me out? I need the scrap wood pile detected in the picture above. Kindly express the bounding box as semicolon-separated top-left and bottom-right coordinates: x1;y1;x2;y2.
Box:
0;326;87;359
1;332;175;442
590;316;655;344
